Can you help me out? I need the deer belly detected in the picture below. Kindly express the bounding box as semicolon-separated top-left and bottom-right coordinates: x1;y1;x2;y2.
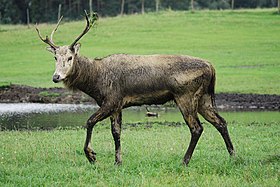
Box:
123;90;173;108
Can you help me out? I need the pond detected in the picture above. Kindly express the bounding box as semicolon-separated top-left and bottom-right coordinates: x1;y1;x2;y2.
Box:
0;103;279;130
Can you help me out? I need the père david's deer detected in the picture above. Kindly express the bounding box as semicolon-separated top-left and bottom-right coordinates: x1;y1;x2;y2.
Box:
36;11;235;166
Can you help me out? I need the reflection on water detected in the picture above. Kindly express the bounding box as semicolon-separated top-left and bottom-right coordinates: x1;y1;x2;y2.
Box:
1;111;96;130
0;103;279;131
0;103;182;130
0;103;98;115
0;103;99;130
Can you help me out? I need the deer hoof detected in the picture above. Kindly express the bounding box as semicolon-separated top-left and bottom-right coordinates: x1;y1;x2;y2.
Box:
114;160;122;166
85;149;96;163
182;159;190;166
229;149;236;157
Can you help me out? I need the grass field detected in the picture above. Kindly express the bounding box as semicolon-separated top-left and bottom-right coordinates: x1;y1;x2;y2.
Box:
0;9;279;94
0;111;279;186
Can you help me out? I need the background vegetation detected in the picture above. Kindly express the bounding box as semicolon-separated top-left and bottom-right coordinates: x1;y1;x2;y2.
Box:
0;9;279;94
0;0;279;24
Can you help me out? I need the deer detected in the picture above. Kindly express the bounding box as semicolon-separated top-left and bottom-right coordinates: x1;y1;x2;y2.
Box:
35;11;235;166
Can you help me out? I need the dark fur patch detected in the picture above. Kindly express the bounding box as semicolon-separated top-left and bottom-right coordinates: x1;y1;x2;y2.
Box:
63;54;215;109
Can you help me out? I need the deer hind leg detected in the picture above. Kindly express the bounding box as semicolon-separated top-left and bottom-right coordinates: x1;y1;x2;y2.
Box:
198;94;235;156
110;111;122;165
175;94;203;166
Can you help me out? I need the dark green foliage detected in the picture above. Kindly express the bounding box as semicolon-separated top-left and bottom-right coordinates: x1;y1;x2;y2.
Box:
0;0;21;23
235;0;278;8
0;0;278;24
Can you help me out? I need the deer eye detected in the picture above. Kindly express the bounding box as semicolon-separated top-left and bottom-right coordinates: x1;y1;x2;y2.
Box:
68;56;73;61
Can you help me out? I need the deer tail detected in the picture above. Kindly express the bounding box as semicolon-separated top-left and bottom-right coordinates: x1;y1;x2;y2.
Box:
208;65;217;108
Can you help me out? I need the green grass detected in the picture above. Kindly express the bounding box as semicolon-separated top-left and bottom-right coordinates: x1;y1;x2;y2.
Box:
0;111;279;186
38;91;61;97
0;9;279;94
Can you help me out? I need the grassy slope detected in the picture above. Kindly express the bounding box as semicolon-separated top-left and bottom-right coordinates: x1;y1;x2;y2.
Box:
0;9;279;94
0;112;279;186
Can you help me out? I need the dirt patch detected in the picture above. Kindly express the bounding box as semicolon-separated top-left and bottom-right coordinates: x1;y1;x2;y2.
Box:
0;84;94;104
215;93;280;111
0;84;279;111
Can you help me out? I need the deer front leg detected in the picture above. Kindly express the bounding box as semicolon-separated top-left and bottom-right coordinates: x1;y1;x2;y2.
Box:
110;111;122;165
84;101;118;163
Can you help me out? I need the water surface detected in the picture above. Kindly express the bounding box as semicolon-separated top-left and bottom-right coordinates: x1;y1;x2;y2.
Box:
0;103;279;130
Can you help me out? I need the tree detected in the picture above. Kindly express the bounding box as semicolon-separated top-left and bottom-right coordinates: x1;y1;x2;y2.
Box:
0;0;278;24
0;0;21;23
155;0;160;12
278;0;280;14
141;0;145;14
57;4;62;22
191;0;194;12
89;0;93;16
120;0;125;15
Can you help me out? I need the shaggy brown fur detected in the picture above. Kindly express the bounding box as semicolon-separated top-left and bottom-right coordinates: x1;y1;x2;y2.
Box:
62;53;235;165
36;13;234;166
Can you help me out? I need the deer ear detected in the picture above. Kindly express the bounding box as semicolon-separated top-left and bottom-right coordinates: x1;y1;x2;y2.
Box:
73;43;81;54
46;46;55;53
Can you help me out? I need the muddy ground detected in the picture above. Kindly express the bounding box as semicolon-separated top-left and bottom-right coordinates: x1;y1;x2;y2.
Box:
0;84;279;111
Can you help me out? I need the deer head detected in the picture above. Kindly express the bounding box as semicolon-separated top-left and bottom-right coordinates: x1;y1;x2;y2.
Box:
36;10;98;83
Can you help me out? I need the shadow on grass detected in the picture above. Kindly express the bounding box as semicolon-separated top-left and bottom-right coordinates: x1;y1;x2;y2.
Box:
261;154;280;165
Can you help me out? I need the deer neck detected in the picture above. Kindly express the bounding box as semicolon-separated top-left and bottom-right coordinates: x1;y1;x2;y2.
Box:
63;55;98;92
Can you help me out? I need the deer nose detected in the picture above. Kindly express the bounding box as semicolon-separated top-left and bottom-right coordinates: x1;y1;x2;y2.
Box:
52;74;60;83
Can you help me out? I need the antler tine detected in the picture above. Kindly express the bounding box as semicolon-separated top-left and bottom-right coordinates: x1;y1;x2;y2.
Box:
70;10;98;49
50;16;64;43
35;23;58;49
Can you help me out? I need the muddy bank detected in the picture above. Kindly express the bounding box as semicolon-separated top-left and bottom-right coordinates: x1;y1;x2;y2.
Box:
0;84;94;104
0;84;279;111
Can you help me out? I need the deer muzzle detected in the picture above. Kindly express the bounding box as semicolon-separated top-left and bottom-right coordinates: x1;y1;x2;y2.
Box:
52;74;61;83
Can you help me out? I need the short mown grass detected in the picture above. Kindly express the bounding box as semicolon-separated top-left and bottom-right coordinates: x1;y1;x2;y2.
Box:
1;112;279;186
0;9;279;94
38;91;61;97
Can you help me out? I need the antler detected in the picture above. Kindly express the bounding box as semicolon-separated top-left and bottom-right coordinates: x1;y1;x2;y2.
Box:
35;16;63;49
69;10;98;50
